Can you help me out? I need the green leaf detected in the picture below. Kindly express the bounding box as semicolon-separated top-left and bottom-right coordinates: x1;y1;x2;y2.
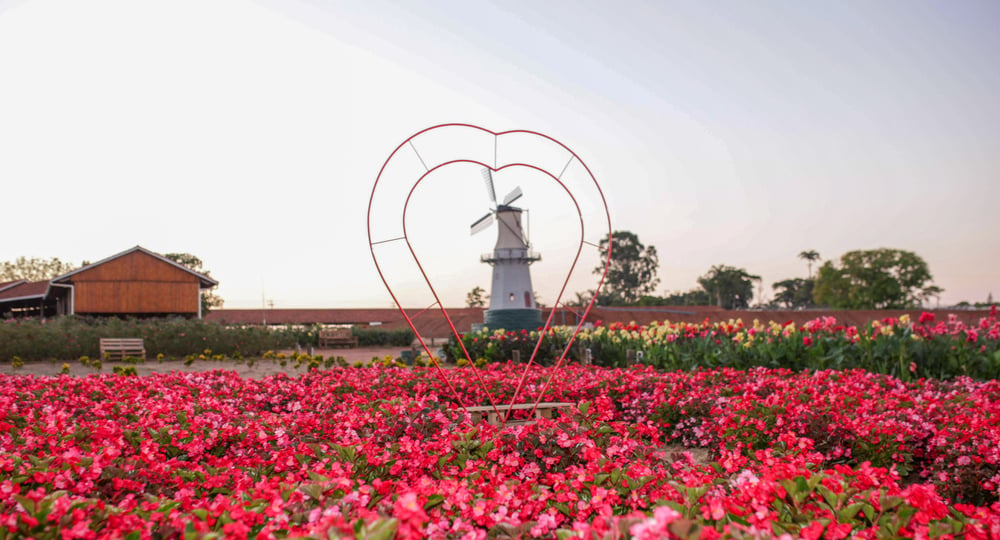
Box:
780;478;798;497
610;468;623;486
838;503;864;522
862;502;875;521
13;494;35;514
300;484;324;501
424;494;445;511
880;495;904;511
928;521;956;539
806;474;823;491
578;401;591;415
363;518;399;540
897;505;916;526
663;500;686;515
817;485;837;508
794;476;810;494
307;471;330;483
552;502;571;516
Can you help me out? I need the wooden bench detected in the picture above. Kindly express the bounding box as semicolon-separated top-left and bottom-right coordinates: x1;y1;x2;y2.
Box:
99;338;146;361
318;328;358;348
463;402;574;426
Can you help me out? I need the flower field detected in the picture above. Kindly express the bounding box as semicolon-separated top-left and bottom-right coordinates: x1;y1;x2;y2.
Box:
451;309;1000;380
2;360;1000;538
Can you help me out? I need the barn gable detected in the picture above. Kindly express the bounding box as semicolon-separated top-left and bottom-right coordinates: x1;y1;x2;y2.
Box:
48;246;218;318
52;246;217;288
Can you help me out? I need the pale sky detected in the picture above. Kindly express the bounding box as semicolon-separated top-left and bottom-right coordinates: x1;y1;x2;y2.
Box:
1;0;997;309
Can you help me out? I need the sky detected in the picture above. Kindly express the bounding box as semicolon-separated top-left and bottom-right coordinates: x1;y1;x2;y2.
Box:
1;0;997;309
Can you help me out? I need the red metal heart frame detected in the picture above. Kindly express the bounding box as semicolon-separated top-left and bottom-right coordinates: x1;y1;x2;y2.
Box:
367;123;611;426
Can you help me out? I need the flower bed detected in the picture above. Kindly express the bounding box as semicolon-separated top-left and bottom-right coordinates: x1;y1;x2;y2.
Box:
1;365;999;538
450;308;1000;380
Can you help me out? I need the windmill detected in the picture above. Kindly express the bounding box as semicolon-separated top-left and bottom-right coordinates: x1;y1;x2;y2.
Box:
470;168;543;332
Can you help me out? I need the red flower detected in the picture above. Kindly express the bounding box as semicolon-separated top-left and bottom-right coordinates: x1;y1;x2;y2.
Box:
800;521;825;540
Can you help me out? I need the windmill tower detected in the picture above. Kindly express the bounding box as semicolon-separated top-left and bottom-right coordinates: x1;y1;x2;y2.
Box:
470;168;542;332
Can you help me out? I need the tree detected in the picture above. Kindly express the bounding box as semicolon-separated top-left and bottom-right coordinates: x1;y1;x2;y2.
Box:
636;289;710;306
593;231;660;305
812;248;940;309
697;265;761;309
798;250;821;279
772;278;815;309
163;253;224;314
0;257;77;282
564;290;596;307
465;286;487;308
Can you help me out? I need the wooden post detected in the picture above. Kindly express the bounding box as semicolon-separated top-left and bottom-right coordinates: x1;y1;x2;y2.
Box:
626;349;635;364
583;348;592;366
512;350;521;363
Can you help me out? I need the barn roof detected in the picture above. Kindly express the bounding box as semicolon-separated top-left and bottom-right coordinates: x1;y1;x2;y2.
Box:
51;246;218;288
0;280;50;302
0;280;26;293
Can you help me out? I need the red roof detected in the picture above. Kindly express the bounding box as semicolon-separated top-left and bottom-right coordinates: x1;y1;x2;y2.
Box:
206;308;489;337
0;281;49;301
0;280;25;293
207;306;994;338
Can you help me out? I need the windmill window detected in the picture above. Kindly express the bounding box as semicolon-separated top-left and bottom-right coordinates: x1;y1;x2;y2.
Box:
524;292;532;307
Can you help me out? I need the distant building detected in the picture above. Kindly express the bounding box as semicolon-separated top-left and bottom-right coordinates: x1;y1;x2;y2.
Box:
0;246;217;319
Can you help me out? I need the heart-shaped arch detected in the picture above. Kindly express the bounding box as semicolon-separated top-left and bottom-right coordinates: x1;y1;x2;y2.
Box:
367;123;612;425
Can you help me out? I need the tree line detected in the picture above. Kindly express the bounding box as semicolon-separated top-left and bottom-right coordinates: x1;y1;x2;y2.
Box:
578;230;949;310
466;230;964;310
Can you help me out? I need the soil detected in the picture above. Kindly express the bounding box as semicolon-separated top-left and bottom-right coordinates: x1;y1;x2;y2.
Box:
0;346;411;380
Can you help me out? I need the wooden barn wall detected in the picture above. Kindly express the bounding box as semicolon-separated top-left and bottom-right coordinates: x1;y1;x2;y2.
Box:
71;251;197;283
71;251;201;314
74;282;199;313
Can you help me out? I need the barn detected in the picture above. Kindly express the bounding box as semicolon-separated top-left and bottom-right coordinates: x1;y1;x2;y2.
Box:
0;246;218;319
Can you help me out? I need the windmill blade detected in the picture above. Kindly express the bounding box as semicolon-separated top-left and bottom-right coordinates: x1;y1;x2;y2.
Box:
470;213;494;235
502;186;523;206
481;168;497;204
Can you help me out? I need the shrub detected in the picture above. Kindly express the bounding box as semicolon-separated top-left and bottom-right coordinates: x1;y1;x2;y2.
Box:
0;316;301;361
350;326;414;347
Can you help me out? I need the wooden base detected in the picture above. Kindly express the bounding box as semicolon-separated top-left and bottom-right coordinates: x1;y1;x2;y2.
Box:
463;402;574;426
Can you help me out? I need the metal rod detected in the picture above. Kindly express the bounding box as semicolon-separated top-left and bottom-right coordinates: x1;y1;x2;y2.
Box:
408;300;440;321
558;155;574;180
409;141;429;172
371;236;406;246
